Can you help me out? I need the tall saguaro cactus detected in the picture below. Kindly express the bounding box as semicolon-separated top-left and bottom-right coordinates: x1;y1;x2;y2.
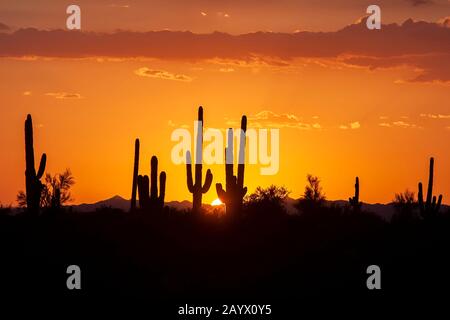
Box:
418;157;443;219
216;115;247;217
25;114;47;214
186;106;213;213
137;156;166;211
130;138;140;211
348;176;362;212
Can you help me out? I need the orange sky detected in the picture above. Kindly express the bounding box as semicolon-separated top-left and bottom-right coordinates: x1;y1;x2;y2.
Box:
0;2;449;206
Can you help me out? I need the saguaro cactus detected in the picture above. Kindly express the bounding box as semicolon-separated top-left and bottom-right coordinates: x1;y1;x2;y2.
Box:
25;114;47;214
138;156;166;211
348;176;362;212
418;157;443;219
130;138;140;211
186;106;213;213
216;115;247;217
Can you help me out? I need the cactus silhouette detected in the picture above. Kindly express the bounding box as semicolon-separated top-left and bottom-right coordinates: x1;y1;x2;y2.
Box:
348;177;362;212
130;138;140;211
137;156;166;211
25;114;47;214
186;106;213;213
418;157;443;219
216;115;247;217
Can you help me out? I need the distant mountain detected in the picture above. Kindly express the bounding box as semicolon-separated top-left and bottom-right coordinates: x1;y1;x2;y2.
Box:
70;195;448;221
72;196;197;213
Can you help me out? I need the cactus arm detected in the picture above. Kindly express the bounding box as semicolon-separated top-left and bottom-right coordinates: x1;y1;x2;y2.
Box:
36;153;47;179
436;194;443;212
216;183;227;202
202;169;213;193
159;171;166;204
241;186;248;198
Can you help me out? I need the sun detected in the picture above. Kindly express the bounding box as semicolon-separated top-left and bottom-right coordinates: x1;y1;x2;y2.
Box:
211;198;223;206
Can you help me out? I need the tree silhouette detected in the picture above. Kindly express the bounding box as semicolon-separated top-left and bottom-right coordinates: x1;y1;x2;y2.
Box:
296;174;326;214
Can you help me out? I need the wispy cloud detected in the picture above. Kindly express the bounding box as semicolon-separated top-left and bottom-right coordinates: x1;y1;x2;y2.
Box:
420;113;450;119
45;92;83;99
219;67;235;73
379;121;421;129
200;12;207;16
108;4;130;8
135;67;193;82
0;22;9;31
227;110;321;130
339;121;361;130
22;91;32;96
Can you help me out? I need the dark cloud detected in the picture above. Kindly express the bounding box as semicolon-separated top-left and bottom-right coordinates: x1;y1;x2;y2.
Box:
0;18;449;83
406;0;434;6
0;18;448;59
0;22;10;31
341;53;450;83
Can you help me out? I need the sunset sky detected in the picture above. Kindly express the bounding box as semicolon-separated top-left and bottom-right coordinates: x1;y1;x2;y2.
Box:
0;0;449;206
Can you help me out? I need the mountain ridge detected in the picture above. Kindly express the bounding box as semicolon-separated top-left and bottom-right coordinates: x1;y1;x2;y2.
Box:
71;195;449;220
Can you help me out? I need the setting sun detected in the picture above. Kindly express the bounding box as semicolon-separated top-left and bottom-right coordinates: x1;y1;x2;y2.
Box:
211;199;223;206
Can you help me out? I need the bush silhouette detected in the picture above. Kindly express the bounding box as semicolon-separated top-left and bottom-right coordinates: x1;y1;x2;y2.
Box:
392;189;417;222
244;185;290;216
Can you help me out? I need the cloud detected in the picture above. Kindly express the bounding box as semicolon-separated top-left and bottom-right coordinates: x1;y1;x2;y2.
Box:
200;12;207;16
23;91;32;96
219;67;235;72
134;67;193;82
379;121;421;129
1;18;447;59
420;113;450;119
0;22;9;31
341;53;450;84
438;16;450;28
229;110;321;130
45;92;82;99
0;18;448;83
339;121;360;129
406;0;434;6
108;4;130;8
